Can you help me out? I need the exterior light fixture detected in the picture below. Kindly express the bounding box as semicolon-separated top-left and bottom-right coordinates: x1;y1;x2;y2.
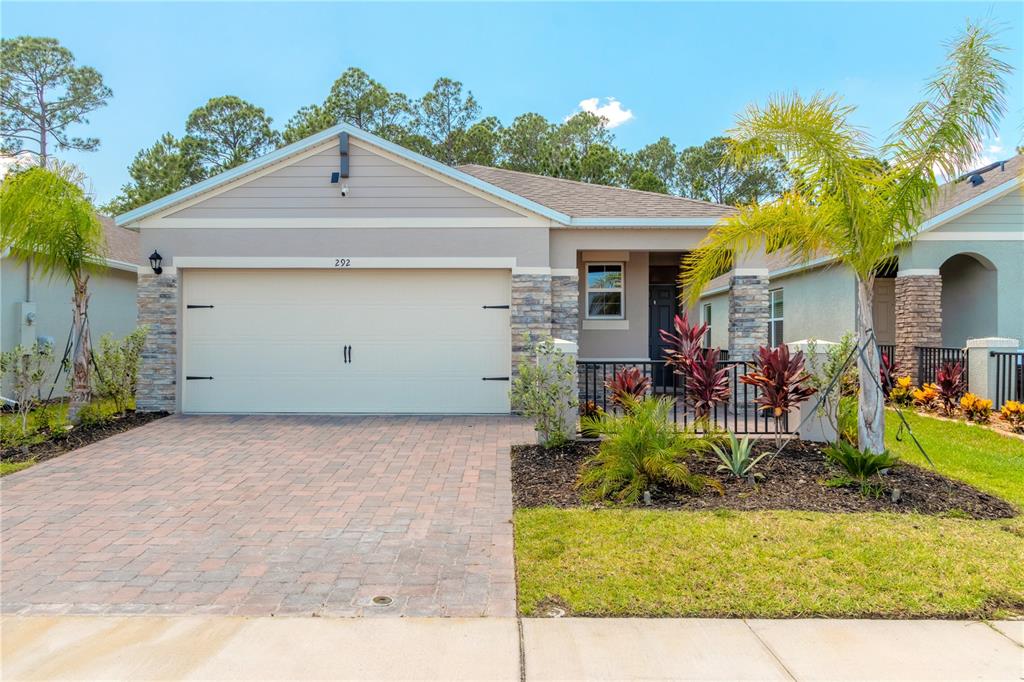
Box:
149;250;163;275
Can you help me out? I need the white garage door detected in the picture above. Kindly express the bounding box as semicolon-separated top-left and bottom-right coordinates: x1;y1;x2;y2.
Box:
181;269;511;413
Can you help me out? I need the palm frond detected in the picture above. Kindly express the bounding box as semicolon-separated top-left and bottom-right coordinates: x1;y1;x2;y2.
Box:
0;165;106;280
680;193;842;303
882;22;1011;230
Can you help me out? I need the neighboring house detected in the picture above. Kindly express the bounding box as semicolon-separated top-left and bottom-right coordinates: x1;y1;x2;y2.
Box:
699;155;1023;380
1;217;141;398
117;122;740;415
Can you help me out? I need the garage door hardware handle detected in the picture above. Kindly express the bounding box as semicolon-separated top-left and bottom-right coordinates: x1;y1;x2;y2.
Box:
186;304;215;309
344;345;352;363
482;305;510;309
481;376;510;381
186;376;214;380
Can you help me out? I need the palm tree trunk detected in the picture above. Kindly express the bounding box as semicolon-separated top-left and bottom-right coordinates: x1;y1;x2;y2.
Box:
855;276;885;453
67;273;92;422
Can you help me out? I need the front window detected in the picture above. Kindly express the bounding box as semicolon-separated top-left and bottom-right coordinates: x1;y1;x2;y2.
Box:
702;303;712;349
586;263;624;318
768;288;784;347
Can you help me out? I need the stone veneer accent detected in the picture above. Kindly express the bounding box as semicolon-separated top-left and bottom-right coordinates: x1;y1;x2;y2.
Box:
511;273;552;374
136;272;178;412
728;273;769;362
551;273;580;345
895;274;942;384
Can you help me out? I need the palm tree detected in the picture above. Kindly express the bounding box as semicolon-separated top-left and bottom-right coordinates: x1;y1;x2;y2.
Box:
682;24;1010;453
1;162;106;421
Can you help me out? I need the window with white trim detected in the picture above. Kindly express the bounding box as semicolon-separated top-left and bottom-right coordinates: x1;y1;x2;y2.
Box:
768;288;784;347
702;303;712;349
585;263;624;319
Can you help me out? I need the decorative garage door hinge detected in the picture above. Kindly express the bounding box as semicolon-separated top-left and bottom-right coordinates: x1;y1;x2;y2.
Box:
185;376;214;380
481;376;510;381
186;304;214;309
482;305;510;309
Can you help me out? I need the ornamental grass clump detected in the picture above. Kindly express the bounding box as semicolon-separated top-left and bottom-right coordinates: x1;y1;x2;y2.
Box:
959;393;993;423
577;397;721;504
1000;401;1024;433
823;440;900;495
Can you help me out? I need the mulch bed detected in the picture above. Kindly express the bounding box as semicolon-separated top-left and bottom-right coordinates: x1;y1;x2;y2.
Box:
512;439;1017;520
1;411;169;465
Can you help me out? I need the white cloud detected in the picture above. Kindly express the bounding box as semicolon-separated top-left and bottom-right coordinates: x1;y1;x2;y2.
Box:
0;152;34;180
569;97;634;128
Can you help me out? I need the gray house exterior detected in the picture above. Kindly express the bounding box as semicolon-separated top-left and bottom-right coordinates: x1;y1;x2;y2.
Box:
699;156;1023;381
119;123;754;415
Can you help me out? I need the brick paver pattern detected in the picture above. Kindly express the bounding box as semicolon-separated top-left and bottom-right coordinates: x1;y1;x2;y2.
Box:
2;415;534;617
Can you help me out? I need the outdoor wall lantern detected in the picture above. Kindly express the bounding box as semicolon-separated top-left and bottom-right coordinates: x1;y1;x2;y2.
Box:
149;250;163;275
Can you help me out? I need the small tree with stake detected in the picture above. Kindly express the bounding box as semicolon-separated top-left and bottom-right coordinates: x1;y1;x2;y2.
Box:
0;162;106;423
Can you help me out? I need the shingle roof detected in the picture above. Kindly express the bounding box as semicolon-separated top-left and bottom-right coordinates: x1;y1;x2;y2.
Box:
457;164;736;220
98;215;141;265
926;154;1021;218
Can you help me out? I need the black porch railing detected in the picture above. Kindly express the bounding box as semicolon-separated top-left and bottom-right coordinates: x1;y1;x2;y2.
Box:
878;344;895;363
916;346;968;385
991;351;1023;408
577;359;787;435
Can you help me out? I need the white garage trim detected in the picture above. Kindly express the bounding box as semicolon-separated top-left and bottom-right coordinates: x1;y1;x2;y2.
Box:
173;256;517;269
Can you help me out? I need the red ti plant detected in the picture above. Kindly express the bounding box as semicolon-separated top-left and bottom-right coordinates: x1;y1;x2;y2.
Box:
879;352;900;398
934;361;965;416
659;312;708;373
684;348;731;423
605;366;651;412
739;346;818;445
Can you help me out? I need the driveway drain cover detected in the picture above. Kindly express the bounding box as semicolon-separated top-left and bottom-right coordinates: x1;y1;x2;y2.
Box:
372;595;393;606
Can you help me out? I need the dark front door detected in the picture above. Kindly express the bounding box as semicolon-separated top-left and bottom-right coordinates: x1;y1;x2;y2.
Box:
649;284;678;386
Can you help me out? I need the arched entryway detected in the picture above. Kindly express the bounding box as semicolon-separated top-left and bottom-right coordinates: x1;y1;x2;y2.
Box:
940;253;998;346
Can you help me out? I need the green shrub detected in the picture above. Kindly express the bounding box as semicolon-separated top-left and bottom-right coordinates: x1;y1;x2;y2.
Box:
510;336;578;448
1;342;54;437
710;432;766;481
577;397;721;504
91;326;148;414
823;440;899;494
837;395;858;445
76;399;121;428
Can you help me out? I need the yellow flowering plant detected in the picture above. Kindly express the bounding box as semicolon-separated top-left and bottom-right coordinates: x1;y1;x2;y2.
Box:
1000;400;1024;433
911;383;939;409
888;376;914;407
959;393;992;423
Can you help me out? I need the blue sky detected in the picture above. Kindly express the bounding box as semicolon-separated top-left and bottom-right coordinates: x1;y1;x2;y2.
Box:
3;2;1022;204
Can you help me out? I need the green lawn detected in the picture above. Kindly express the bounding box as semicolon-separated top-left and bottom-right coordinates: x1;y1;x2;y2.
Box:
515;412;1024;618
0;459;36;477
885;409;1024;507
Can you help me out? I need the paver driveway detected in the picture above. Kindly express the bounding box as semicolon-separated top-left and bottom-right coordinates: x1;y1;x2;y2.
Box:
1;415;533;617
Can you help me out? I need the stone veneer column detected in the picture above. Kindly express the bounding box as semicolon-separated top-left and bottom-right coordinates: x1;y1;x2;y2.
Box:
136;271;179;412
728;272;769;361
550;271;580;345
510;272;552;376
895;272;942;384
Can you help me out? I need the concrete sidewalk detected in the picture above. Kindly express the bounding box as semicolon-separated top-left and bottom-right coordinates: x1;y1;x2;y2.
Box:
2;616;1021;681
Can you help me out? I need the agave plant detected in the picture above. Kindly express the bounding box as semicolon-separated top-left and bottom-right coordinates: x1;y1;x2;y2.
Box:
934;362;965;416
605;367;651;412
684;348;731;422
659;312;709;373
740;346;818;446
577;397;721;504
709;432;767;481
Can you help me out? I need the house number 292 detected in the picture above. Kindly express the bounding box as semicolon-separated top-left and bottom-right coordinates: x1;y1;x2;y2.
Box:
334;258;352;268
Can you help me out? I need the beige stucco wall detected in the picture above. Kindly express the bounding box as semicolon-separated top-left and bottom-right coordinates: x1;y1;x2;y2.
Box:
766;264;858;346
575;251;650;359
549;228;706;269
1;257;138;397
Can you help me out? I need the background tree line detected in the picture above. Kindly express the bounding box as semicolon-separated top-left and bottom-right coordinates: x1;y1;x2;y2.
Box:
0;37;787;215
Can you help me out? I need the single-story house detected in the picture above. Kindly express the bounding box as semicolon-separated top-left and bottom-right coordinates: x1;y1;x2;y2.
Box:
699;155;1023;380
118;122;753;415
2;216;141;398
